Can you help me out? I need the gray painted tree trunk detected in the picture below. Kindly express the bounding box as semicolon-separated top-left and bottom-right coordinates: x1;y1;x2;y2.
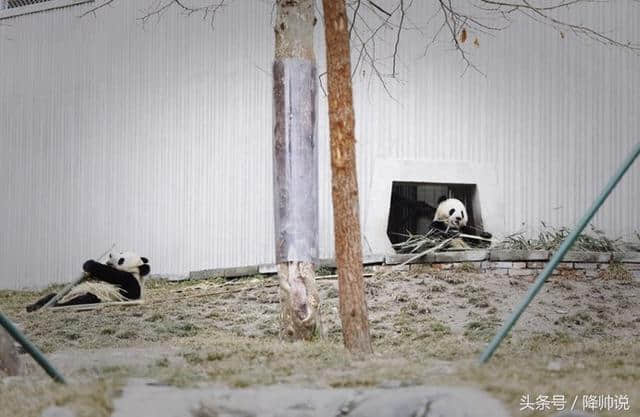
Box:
273;0;323;341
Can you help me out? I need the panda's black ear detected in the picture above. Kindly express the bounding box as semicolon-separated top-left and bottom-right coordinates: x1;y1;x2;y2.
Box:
437;195;448;204
141;257;149;264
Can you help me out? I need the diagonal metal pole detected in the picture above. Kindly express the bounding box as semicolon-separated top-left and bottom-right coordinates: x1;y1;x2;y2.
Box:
0;311;66;383
479;142;640;364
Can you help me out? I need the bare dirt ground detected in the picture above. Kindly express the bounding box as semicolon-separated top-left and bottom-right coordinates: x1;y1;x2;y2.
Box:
1;264;639;417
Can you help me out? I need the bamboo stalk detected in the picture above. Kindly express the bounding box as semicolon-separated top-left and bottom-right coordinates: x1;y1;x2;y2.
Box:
383;236;456;277
50;300;144;312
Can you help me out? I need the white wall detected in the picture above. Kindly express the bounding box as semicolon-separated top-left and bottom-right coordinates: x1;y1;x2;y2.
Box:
0;0;638;288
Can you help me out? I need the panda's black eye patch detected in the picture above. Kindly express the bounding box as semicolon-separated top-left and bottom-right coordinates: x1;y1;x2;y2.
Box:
118;258;125;265
449;208;455;216
461;210;465;218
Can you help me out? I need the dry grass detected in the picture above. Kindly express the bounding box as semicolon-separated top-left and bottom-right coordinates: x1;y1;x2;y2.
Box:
599;261;634;281
1;378;118;417
1;269;639;417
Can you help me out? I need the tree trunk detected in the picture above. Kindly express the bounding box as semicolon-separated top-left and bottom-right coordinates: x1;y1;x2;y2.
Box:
273;0;323;341
321;0;372;354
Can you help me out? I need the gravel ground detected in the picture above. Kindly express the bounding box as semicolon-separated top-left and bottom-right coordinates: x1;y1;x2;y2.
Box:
1;265;639;417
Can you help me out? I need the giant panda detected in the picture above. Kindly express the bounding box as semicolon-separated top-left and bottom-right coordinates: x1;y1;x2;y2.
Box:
26;251;150;311
429;197;492;248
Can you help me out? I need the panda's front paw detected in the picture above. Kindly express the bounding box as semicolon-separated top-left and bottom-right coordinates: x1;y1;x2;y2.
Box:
26;293;56;312
82;260;99;274
479;231;492;239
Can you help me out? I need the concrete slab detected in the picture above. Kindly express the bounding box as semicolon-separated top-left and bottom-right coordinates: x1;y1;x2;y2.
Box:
489;250;550;261
189;266;259;280
150;273;190;282
348;386;511;417
316;254;385;268
386;250;488;265
611;252;640;263
391;254;436;265
432;250;489;263
562;252;611;263
112;379;511;417
258;264;278;274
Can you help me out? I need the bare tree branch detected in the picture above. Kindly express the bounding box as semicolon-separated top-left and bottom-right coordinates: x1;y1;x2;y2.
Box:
391;0;405;76
138;0;173;24
348;0;361;38
80;0;116;18
138;0;227;29
516;0;640;50
83;0;640;86
438;0;485;75
479;0;595;12
83;0;228;29
367;0;392;17
345;0;639;83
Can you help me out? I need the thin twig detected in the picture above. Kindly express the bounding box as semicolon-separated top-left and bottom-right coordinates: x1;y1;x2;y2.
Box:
391;0;405;76
383;236;456;277
79;0;116;18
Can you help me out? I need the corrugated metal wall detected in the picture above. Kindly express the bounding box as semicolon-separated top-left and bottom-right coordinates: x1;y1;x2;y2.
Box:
1;1;638;288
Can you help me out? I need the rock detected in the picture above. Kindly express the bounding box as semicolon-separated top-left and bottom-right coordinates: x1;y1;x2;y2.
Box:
112;379;509;417
347;387;510;417
0;328;20;377
40;406;77;417
551;412;599;417
546;360;564;371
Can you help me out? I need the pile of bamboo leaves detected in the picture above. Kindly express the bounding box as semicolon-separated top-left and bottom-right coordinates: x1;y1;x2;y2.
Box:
496;223;625;252
392;230;445;254
393;223;640;254
392;229;492;254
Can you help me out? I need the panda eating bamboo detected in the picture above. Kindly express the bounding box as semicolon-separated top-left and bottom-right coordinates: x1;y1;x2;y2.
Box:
429;197;492;248
27;251;150;311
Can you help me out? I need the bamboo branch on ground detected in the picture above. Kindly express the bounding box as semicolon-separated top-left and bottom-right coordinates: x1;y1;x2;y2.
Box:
41;244;116;310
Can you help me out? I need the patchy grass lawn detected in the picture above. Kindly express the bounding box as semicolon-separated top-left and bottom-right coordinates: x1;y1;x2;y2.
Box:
1;267;639;417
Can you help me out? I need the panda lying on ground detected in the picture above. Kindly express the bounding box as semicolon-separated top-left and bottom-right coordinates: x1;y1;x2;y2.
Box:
27;251;150;311
429;197;492;248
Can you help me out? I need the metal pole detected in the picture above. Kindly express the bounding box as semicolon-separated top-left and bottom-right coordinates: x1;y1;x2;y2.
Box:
0;311;66;383
479;142;640;364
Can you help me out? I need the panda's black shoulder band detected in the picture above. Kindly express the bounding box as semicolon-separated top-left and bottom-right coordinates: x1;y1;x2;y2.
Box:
82;260;142;299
